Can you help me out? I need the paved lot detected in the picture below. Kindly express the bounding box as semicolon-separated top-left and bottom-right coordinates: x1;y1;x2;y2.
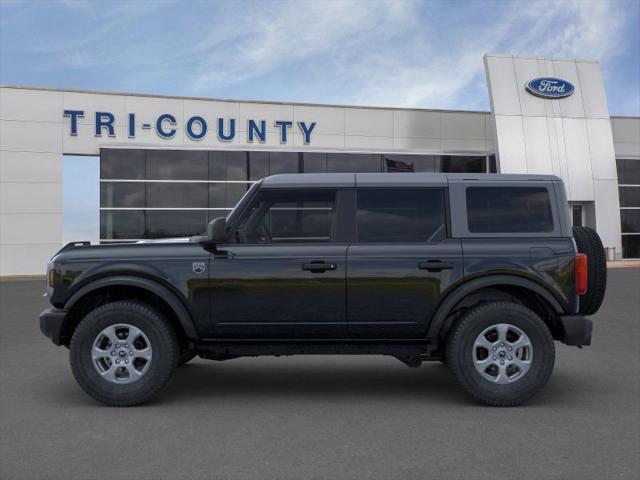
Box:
1;270;639;480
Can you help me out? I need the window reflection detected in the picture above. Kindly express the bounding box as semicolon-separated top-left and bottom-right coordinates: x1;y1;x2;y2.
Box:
146;183;208;208
147;150;208;180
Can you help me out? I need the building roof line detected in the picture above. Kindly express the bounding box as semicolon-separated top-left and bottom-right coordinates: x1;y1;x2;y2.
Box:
0;84;490;115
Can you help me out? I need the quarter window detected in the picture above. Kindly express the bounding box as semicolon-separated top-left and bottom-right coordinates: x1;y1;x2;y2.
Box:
235;190;336;244
466;187;554;233
356;189;446;243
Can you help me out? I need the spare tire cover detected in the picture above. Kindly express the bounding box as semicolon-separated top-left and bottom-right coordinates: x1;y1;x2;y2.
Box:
572;226;607;315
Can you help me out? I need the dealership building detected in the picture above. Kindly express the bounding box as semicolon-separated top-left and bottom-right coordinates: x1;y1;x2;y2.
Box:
1;53;639;276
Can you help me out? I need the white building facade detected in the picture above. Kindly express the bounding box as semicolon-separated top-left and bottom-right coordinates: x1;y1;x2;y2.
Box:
1;54;639;276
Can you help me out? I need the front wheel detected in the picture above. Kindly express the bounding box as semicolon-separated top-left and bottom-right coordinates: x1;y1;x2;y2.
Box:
70;301;179;407
446;302;555;407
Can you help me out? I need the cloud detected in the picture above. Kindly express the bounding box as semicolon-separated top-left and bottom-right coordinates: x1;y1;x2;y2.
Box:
331;0;630;109
3;0;637;114
187;1;414;92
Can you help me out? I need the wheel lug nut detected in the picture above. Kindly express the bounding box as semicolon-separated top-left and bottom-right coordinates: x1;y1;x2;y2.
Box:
492;356;497;360
125;344;129;348
111;351;115;356
116;344;120;348
500;360;505;365
129;351;133;355
492;347;497;351
508;347;513;351
508;356;513;360
115;359;120;364
500;343;505;347
125;360;129;364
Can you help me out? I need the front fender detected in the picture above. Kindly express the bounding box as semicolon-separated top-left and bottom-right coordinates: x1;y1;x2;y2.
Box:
64;275;198;339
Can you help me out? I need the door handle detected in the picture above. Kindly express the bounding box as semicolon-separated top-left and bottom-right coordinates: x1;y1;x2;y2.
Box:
418;260;453;272
302;261;337;273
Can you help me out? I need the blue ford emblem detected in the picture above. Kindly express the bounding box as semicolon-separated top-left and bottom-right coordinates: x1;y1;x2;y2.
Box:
526;77;575;99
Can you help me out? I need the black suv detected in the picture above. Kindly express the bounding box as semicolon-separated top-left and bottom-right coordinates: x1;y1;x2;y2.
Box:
40;173;606;407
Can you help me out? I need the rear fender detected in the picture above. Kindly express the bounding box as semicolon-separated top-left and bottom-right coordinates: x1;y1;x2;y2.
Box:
426;275;564;340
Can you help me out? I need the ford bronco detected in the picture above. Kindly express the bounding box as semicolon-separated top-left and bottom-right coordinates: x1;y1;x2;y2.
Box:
39;173;606;406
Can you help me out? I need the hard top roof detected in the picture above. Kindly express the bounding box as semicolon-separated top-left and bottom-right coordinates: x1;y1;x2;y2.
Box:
260;172;560;188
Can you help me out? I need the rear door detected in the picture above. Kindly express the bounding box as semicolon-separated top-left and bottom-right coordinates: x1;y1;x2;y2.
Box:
346;188;463;338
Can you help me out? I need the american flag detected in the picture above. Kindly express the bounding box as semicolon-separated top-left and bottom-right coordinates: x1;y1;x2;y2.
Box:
385;158;415;172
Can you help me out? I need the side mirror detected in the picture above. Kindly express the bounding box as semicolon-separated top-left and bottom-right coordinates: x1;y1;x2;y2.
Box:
207;216;228;243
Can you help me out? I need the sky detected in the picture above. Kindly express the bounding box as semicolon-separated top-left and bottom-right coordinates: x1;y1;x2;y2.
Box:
1;0;639;241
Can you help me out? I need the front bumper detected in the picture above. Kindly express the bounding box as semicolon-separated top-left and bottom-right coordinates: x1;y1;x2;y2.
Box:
39;308;68;346
558;314;593;346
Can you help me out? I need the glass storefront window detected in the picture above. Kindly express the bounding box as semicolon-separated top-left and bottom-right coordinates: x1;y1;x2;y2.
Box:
622;236;640;258
383;154;440;172
100;149;145;179
210;150;247;181
146;150;208;180
621;210;640;233
619;187;640;207
442;155;486;173
248;151;269;180
145;210;209;238
302;152;327;173
617;159;640;185
489;154;498;173
326;153;381;173
100;182;145;208
269;152;299;175
100;210;145;239
209;183;251;209
146;182;208;208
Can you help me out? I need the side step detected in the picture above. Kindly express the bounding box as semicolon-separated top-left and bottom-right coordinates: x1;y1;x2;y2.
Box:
196;340;442;366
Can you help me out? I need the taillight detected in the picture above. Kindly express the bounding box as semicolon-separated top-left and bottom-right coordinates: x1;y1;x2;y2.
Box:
575;253;588;295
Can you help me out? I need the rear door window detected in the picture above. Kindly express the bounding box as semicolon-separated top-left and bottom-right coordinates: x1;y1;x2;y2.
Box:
356;189;446;243
466;187;554;233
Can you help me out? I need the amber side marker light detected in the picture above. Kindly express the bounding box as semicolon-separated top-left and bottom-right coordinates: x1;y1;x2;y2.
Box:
575;253;588;295
48;269;56;288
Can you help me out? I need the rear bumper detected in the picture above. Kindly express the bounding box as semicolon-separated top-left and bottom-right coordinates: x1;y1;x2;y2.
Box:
39;307;67;346
558;314;593;346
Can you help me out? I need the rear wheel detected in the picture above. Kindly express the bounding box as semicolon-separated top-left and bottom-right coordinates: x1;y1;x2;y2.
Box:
572;226;607;315
446;302;555;407
70;301;178;407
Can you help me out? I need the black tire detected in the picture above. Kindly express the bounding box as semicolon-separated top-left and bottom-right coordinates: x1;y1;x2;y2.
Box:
177;349;198;367
572;226;607;315
446;302;555;407
70;301;179;407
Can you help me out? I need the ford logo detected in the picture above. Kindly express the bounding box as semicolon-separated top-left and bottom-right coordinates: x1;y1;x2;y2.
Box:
526;77;575;99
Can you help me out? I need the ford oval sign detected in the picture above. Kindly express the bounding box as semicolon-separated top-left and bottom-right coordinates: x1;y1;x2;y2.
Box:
526;77;575;99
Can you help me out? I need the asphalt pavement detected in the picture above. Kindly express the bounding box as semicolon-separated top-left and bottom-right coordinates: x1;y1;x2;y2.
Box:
1;269;638;480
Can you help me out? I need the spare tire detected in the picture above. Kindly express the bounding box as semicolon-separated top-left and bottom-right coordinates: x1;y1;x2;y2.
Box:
572;226;607;315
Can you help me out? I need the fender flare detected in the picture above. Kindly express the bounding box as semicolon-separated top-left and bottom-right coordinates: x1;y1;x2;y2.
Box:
65;275;198;339
426;275;565;339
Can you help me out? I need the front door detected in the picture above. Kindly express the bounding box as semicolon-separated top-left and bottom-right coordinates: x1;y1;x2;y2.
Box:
209;188;348;339
347;188;464;338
